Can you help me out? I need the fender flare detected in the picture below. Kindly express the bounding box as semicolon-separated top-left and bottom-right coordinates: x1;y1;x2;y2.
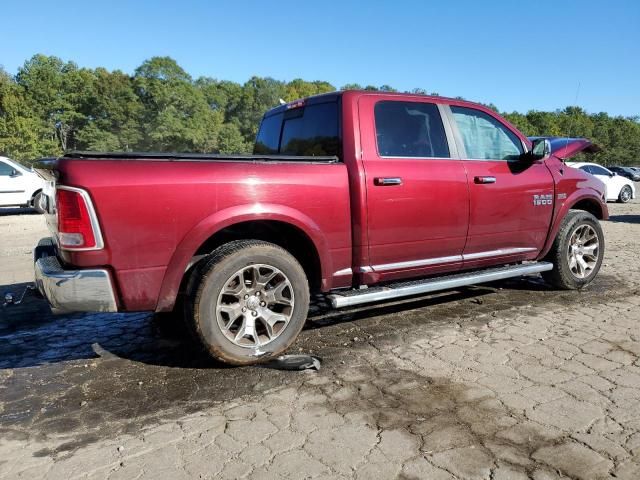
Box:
155;203;333;312
538;190;606;259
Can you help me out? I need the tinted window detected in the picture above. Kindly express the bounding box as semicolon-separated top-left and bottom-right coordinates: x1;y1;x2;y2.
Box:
280;102;339;156
374;101;449;158
451;106;523;160
579;166;592;173
0;161;14;176
254;113;283;154
254;101;340;157
589;165;610;176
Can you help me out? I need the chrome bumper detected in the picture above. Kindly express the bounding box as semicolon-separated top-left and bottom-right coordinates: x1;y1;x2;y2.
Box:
34;238;118;314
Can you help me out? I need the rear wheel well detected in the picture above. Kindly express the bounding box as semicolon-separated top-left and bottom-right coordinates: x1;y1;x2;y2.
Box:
190;220;322;292
30;189;42;202
570;199;603;219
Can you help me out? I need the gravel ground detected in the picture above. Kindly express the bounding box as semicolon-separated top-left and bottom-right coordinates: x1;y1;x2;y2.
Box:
0;202;639;479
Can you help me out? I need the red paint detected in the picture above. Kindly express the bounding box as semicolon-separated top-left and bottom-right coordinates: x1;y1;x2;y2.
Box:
45;91;606;312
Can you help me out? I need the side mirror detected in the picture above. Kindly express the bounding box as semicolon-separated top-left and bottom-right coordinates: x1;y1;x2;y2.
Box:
530;138;551;161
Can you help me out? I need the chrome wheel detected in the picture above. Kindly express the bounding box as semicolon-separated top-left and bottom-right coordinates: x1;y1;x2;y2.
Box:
567;224;599;279
216;264;294;348
620;186;632;203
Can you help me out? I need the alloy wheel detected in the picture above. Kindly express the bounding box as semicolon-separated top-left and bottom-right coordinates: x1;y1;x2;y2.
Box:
215;264;294;348
566;224;600;279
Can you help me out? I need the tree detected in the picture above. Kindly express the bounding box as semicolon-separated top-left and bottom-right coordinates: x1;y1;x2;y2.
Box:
235;76;286;141
0;67;57;161
74;68;142;151
15;54;93;152
134;57;221;152
0;54;638;167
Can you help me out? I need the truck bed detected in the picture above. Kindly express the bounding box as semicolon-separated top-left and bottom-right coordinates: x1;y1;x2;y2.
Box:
34;152;352;312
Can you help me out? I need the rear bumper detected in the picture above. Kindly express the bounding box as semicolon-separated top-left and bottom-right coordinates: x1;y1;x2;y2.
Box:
34;238;118;314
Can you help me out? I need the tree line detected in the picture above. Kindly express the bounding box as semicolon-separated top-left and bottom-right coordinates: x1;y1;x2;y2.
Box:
1;54;638;166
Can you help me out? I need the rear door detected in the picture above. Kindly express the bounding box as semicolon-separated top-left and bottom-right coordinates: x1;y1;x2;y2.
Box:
358;95;469;282
445;105;554;268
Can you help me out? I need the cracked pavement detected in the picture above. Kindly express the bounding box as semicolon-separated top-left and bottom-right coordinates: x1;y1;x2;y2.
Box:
1;203;640;479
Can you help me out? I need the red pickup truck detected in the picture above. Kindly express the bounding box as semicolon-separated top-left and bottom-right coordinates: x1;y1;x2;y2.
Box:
34;91;607;365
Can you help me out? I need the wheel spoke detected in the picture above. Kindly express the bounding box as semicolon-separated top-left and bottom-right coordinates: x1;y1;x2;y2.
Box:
218;303;244;325
223;273;246;296
260;309;288;339
256;269;278;289
577;255;589;275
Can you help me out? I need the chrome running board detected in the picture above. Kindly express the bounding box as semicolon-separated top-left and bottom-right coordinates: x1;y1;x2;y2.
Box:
327;262;553;308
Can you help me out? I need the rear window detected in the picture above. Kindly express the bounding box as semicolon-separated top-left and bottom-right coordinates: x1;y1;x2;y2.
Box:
254;101;340;157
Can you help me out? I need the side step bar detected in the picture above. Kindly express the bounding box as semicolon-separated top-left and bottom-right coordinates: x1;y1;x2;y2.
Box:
327;262;553;308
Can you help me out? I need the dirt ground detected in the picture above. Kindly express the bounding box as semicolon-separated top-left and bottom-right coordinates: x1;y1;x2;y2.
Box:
1;202;639;479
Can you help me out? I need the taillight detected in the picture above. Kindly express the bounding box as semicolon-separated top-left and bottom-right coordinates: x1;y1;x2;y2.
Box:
56;187;101;250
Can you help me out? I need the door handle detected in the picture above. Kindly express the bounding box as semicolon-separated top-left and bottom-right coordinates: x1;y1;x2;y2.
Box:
474;176;496;184
374;177;403;186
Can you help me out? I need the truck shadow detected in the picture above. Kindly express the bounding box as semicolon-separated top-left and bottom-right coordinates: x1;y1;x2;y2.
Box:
0;282;495;371
0;207;39;216
1;272;617;372
608;214;640;224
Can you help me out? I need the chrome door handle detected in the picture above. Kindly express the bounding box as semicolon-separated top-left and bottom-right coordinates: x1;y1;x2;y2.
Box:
474;176;496;184
374;177;403;186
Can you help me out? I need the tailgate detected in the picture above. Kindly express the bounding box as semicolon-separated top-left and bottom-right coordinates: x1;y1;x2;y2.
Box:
33;158;59;240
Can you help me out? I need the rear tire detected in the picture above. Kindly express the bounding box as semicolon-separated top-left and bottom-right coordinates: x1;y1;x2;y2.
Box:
31;192;45;214
541;210;604;290
186;240;310;365
618;185;632;203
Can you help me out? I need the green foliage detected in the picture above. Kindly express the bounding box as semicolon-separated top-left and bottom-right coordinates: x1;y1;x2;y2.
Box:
1;54;639;166
504;108;640;166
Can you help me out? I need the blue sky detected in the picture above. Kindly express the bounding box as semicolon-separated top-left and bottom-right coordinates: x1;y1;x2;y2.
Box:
2;0;639;116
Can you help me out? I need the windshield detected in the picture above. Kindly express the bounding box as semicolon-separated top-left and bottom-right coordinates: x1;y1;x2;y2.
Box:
254;100;340;158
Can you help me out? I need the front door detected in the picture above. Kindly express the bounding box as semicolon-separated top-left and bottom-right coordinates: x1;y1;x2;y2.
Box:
0;160;27;206
446;105;554;268
358;95;469;282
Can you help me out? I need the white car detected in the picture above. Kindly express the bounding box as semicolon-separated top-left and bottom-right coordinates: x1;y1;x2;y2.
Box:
567;162;636;203
0;156;46;211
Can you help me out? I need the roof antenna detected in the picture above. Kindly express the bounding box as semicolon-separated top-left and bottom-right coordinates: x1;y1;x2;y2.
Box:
563;82;581;160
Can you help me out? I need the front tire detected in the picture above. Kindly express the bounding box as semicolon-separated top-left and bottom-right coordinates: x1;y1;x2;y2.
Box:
542;210;604;290
186;240;310;365
618;185;632;203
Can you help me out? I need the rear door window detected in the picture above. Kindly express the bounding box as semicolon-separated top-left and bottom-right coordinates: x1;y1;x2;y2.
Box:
254;101;340;157
374;101;450;158
451;106;523;161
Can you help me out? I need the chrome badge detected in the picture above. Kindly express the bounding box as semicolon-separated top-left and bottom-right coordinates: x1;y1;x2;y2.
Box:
533;194;553;206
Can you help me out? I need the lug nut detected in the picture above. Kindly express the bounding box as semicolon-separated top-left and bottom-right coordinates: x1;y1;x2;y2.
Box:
244;294;249;299
256;291;261;296
260;301;266;307
252;311;258;317
242;307;246;312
